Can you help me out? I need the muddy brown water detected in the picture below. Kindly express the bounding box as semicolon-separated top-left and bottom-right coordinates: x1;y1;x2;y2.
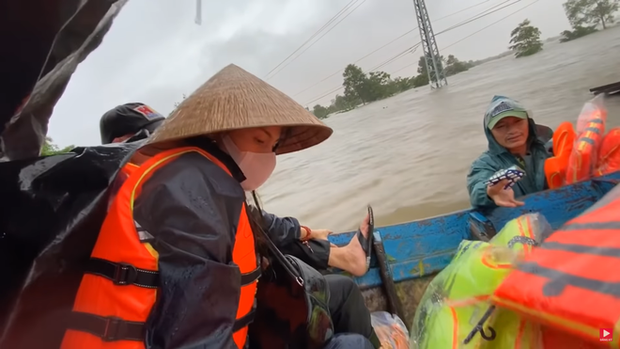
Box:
260;25;620;233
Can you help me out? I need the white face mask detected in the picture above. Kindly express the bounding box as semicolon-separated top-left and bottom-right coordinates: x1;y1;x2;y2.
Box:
222;135;277;191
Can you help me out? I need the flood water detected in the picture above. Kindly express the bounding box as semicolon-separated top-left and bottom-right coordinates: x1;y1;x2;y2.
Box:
259;25;620;232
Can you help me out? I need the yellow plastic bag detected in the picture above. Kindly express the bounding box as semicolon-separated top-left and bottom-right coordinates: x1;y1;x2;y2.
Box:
410;213;551;349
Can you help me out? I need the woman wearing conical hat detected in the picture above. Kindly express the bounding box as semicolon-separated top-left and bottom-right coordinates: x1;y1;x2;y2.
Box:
60;64;378;349
98;101;386;279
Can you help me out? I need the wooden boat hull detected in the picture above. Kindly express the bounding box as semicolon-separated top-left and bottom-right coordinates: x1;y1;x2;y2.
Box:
328;171;620;324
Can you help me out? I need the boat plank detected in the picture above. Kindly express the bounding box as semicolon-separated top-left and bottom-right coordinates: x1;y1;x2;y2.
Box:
590;81;620;95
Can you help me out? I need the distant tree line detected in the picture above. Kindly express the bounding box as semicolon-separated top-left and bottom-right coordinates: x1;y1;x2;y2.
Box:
561;0;618;42
311;55;474;119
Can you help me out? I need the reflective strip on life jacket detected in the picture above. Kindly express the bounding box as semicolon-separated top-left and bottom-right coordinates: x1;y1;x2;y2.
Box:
492;194;620;346
121;162;139;177
61;147;259;349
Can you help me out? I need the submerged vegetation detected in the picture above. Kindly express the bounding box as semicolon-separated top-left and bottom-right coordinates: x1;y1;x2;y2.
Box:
311;55;474;119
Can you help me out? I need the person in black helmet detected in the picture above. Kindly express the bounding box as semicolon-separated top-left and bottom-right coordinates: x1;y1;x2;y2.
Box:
99;102;165;144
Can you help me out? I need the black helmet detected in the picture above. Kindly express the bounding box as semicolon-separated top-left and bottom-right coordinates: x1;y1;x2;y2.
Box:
99;102;165;144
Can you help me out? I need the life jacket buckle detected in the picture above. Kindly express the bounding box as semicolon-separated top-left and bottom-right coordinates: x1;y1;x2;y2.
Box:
113;262;138;285
102;316;125;342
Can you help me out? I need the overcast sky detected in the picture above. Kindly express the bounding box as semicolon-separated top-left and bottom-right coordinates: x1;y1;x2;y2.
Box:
48;0;571;147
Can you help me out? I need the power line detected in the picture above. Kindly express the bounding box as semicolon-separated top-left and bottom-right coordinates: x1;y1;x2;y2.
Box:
355;1;522;75
303;0;540;106
266;0;368;80
435;0;521;35
292;28;418;98
380;0;539;78
264;0;359;79
293;0;511;98
370;43;421;72
306;86;346;107
302;42;418;106
442;0;539;50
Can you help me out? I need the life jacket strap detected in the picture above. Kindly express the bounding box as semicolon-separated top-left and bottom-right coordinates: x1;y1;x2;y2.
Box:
241;266;261;286
67;307;257;342
85;258;159;288
233;306;256;332
67;312;145;342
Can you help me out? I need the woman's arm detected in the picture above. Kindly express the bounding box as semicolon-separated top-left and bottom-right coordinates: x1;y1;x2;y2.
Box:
134;152;246;349
260;209;304;244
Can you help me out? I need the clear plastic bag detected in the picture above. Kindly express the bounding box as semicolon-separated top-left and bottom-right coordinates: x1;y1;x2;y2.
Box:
370;311;409;349
566;95;608;184
410;213;551;349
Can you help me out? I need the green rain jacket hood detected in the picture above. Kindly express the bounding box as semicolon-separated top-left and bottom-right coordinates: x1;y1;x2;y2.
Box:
467;96;553;209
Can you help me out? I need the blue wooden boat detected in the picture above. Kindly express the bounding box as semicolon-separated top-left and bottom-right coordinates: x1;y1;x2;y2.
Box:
328;171;620;323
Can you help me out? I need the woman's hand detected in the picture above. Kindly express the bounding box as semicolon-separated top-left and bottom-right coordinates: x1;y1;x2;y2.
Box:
486;179;525;208
299;226;332;241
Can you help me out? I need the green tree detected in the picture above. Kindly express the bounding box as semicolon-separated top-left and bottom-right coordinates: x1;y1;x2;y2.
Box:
366;71;392;101
417;56;428;76
563;0;619;29
410;57;430;87
41;137;74;156
330;94;355;112
312;104;330;119
442;54;473;76
342;64;369;105
509;19;543;58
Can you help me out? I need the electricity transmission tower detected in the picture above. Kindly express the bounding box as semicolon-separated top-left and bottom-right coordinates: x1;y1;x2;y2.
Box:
412;0;447;89
195;0;202;25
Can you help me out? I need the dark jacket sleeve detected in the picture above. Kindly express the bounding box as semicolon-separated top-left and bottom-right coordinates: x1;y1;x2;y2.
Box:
133;152;246;349
261;210;301;245
467;156;499;209
245;204;301;245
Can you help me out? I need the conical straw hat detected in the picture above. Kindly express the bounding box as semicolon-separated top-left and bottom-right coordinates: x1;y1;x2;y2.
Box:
147;64;333;155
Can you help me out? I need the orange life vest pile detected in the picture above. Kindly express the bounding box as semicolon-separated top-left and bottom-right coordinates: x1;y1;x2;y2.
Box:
544;96;620;189
491;183;620;348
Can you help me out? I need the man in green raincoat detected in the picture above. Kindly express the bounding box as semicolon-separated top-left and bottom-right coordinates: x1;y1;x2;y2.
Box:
467;96;553;209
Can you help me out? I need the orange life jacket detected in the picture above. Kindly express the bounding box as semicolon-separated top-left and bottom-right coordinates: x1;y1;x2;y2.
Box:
595;127;620;177
566;109;606;184
492;191;620;346
61;146;260;349
544;121;575;189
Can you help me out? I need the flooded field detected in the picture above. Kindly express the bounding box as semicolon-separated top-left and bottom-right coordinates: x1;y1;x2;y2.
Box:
260;25;620;232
